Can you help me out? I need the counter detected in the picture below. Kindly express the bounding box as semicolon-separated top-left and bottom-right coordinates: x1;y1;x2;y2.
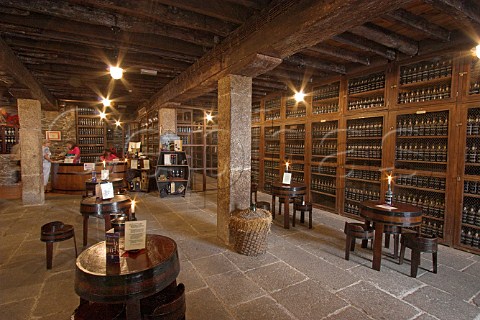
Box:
51;162;127;194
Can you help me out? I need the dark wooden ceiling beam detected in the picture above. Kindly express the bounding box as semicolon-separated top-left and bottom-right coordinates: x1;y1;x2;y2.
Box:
0;37;56;109
333;32;396;60
424;0;480;34
350;22;418;55
253;79;288;91
225;0;268;10
154;0;251;24
307;44;370;66
286;54;346;74
386;8;451;41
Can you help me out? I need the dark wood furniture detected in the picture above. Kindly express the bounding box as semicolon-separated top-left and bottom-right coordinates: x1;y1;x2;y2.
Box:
79;194;132;246
84;178;126;197
360;200;423;271
400;233;438;278
155;151;189;197
293;201;313;229
73;234;183;320
343;222;374;261
40;221;77;269
271;182;307;229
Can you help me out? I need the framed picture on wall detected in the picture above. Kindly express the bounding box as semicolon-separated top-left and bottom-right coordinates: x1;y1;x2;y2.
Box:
46;131;61;141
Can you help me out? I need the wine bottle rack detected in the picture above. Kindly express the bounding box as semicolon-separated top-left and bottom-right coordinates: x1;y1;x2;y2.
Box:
311;120;338;163
252;101;261;123
347;72;385;112
469;58;480;95
311;164;336;211
285;98;306;118
291;171;305;183
346;117;383;166
344;168;381;217
398;56;452;105
265;96;281;121
285;124;305;161
265;126;280;159
312;82;340;114
76;106;107;162
251;127;260;183
395;111;449;172
0;126;19;154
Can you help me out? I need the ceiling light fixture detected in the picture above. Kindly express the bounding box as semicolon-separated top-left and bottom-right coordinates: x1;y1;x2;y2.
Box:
206;113;213;122
102;98;111;107
294;91;305;102
99;112;107;120
110;66;123;80
115;120;121;127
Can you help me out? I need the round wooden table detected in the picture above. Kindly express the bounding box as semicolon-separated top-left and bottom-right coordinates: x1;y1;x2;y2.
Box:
271;182;307;229
74;234;180;320
84;178;126;197
359;200;423;271
80;195;132;247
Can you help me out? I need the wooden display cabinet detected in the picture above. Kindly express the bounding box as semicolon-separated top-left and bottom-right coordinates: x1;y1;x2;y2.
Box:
155;151;189;197
252;101;261;123
251;126;261;185
264;95;281;121
76;106;105;163
346;71;386;113
311;81;340;115
285;97;306;119
0;125;19;154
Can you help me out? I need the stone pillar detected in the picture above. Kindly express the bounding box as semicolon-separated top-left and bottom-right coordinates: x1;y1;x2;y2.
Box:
159;108;177;135
217;75;252;243
18;99;44;205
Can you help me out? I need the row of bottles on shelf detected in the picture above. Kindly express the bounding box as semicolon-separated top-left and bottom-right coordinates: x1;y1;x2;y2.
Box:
177;126;192;133
346;169;380;181
251;127;261;136
286;108;306;118
347;122;382;137
400;59;452;85
421;218;444;238
285;144;304;155
180;136;189;145
159;168;186;180
264;170;279;181
311;166;336;176
347;96;384;111
2;135;16;144
466;113;480;135
78;118;102;126
265;98;281;112
81;156;98;163
80;146;104;154
460;227;480;248
396;142;448;162
469;82;480;95
252;114;261;122
252;158;259;167
312;142;337;156
462;205;480;226
346;142;382;159
464;180;480;195
265;143;280;153
265;129;280;139
77;107;97;115
348;73;385;94
251;149;260;157
291;173;305;183
398;84;451;104
289;163;304;172
285;127;305;139
344;202;360;216
393;193;445;219
313;103;339;114
397;115;448;136
264;160;279;169
79;137;104;145
396;174;446;190
312;83;340;101
345;187;380;202
265;111;281;120
3;127;16;136
312;124;338;138
311;178;336;195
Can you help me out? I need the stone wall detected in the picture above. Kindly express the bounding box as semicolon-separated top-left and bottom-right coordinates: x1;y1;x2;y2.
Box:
41;104;77;156
0;154;19;185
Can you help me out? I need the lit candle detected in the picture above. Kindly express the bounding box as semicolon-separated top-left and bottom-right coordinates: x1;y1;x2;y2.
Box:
387;174;392;187
285;161;290;172
103;160;106;169
131;200;136;213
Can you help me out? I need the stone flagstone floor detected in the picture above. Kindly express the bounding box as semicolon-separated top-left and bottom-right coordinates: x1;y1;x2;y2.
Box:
0;190;479;320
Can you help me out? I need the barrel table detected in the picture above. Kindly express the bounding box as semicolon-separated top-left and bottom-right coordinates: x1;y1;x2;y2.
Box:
359;200;423;271
74;234;183;320
80;195;132;247
271;182;307;229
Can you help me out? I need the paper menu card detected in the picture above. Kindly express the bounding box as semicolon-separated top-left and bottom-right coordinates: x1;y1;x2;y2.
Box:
124;220;147;251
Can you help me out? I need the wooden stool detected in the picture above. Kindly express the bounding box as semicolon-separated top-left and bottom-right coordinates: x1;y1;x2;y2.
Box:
256;201;271;211
40;221;78;269
344;222;374;261
293;200;313;229
399;233;438;277
251;183;258;204
383;225;402;259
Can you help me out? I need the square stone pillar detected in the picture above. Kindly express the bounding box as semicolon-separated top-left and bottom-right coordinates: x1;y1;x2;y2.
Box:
217;75;252;243
18;99;44;205
159;108;177;135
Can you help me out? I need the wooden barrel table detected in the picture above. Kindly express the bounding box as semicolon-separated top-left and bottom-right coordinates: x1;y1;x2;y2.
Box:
80;194;132;246
271;182;307;229
359;200;423;271
52;162;127;194
74;234;182;320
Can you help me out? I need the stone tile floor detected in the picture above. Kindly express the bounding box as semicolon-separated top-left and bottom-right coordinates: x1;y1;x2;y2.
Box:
0;190;479;320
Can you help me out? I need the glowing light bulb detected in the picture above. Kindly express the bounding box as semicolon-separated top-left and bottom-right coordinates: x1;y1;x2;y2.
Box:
115;120;121;126
99;112;106;119
110;66;123;79
294;91;305;102
206;113;213;122
102;98;111;107
476;44;480;59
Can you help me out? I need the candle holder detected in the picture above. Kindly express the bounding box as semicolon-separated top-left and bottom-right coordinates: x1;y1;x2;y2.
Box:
385;183;393;206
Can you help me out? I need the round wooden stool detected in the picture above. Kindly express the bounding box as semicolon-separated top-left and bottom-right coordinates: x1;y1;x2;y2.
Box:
399;233;438;277
40;221;78;269
293;201;313;229
256;201;271;211
344;222;374;261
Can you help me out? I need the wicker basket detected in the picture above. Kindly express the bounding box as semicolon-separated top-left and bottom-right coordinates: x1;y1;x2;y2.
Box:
229;208;272;256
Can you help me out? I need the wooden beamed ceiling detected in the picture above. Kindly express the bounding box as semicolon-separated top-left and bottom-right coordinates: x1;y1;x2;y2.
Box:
0;0;479;115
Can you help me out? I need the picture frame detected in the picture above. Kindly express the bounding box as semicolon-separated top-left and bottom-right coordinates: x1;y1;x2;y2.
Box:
282;172;292;185
46;131;61;141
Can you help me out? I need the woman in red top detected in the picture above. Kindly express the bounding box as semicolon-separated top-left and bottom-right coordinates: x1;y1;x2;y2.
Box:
100;149;118;162
66;141;81;163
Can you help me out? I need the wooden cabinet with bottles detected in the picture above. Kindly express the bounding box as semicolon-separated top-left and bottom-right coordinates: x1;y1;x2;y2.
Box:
0;125;19;154
76;106;105;163
155;151;189;197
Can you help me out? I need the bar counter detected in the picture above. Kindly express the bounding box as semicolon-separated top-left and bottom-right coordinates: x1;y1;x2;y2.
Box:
51;162;127;194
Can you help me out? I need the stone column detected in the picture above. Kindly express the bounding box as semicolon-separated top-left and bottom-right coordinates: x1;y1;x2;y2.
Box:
18;99;44;205
217;75;252;243
159;107;177;135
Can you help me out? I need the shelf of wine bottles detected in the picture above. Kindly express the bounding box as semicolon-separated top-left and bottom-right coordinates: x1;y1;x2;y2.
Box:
312;141;337;157
289;163;304;172
265;142;280;153
400;58;452;85
1;126;18;154
264;169;279;194
77;107;99;115
469;58;480;95
313;103;339;115
346;169;380;182
285;125;305;139
78;137;104;145
78;128;104;135
348;96;384;111
348;72;385;95
312;121;338;139
398;84;451;104
397;174;446;191
77;118;103;126
252;127;260;159
311;165;336;211
264;160;279;170
252;101;261;122
265;126;280;140
312;80;340;114
311;165;336;176
81;155;99;163
460;226;480;249
344;179;380;217
465;108;480;177
311;176;336;195
265;97;281;121
286;98;306;118
347;119;383;138
291;171;305;183
397;112;448;137
80;146;104;154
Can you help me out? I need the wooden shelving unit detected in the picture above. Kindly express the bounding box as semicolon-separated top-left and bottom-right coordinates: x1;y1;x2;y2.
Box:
0;125;19;154
76;106;105;163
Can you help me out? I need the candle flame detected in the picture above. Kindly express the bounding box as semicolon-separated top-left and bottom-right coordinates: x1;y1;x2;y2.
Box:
285;161;290;171
387;174;392;185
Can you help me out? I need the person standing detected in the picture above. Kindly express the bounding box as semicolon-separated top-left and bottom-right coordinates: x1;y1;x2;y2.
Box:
65;140;81;163
43;140;52;192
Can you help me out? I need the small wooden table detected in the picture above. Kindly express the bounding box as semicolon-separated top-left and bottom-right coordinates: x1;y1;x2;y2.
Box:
84;178;126;197
80;195;132;247
359;200;422;271
74;234;180;320
271;182;307;229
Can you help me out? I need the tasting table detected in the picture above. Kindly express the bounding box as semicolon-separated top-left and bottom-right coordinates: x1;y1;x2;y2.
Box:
74;234;180;320
84;178;127;197
359;200;423;271
80;194;132;246
271;182;307;229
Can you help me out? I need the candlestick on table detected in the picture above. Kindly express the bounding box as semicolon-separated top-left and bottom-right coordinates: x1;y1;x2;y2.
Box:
285;161;290;172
